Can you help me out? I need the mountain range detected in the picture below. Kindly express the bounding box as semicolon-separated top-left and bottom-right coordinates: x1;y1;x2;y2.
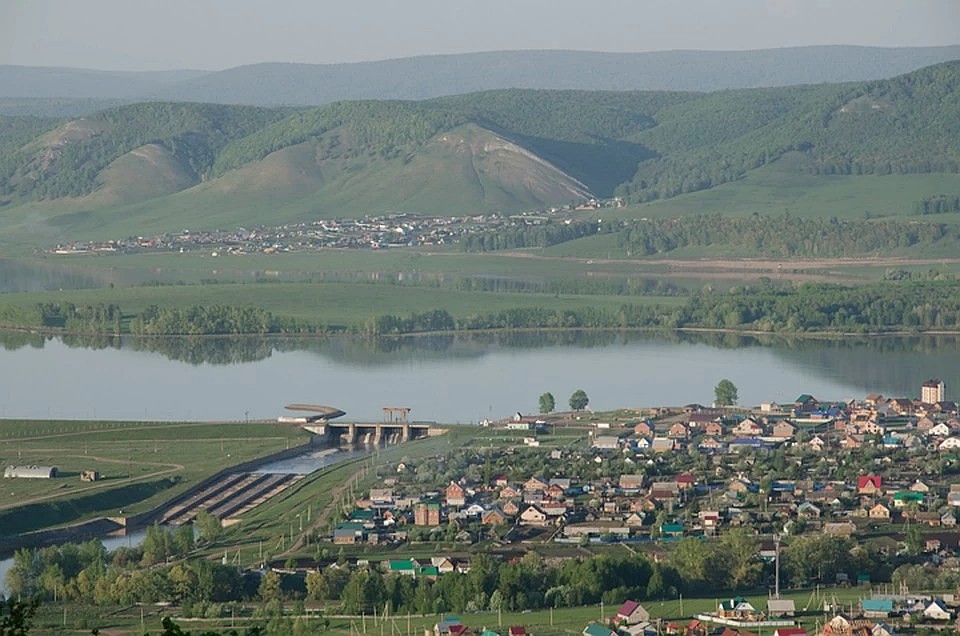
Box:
0;59;958;241
2;45;960;112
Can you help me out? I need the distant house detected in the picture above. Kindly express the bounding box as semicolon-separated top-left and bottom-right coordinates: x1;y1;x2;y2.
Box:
617;600;650;625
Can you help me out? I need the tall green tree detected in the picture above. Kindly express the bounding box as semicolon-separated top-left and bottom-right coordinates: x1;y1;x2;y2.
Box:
714;379;738;406
538;392;555;414
569;389;589;411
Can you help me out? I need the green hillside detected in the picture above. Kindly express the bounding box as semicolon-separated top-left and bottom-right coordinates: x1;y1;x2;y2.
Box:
0;61;959;240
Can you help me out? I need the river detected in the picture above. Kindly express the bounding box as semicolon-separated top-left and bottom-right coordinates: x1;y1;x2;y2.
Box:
0;331;955;423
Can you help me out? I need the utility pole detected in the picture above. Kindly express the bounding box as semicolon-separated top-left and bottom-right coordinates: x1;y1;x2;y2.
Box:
774;533;781;599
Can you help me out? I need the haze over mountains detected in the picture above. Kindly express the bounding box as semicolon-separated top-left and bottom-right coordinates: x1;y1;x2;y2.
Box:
3;45;960;109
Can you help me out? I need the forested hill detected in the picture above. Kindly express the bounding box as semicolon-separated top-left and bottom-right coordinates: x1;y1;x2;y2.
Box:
3;45;960;108
1;60;959;236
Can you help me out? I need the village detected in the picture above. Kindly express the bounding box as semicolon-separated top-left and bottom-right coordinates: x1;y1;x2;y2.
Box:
46;199;621;256
318;379;960;636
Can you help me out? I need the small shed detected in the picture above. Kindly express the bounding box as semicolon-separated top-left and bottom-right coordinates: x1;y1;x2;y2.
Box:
4;465;58;479
80;470;100;482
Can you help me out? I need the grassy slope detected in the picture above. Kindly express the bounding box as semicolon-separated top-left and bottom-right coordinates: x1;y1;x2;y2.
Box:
616;153;960;221
0;420;310;534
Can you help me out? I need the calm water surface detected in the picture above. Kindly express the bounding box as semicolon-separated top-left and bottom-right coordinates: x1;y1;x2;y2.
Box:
0;331;955;422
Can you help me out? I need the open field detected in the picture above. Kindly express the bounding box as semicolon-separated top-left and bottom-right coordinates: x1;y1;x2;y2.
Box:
0;419;310;535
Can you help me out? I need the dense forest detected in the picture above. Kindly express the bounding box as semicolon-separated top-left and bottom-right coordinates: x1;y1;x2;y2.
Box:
2;60;959;217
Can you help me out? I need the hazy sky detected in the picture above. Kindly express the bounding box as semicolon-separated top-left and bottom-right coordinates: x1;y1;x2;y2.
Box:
2;0;959;71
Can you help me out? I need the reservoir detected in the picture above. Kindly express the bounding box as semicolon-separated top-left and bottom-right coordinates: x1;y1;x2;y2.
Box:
0;331;955;423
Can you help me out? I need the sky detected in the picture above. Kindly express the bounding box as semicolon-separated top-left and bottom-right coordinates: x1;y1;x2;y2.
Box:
1;0;959;71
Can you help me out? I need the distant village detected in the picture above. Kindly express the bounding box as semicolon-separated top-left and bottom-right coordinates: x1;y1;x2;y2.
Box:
47;199;622;256
324;379;960;636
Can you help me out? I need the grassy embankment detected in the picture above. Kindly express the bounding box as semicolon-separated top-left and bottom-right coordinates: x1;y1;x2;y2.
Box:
0;419;310;535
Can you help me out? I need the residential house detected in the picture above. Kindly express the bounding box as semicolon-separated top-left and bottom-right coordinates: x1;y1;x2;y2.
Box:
733;418;765;436
481;507;507;526
619;474;645;493
705;421;725;436
938;437;960;452
861;599;894;618
795;394;820;412
858;476;883;496
634;422;654;437
868;503;891;520
767;599;796;617
797;502;822;518
500;486;522;499
699;437;723;452
808;435;828;452
772;421;796;438
774;630;807;636
651;438;674;453
928;422;952;438
593;436;622;450
924;600;953;621
333;522;365;544
668;423;690;438
524;477;549;492
616;601;650;625
824;522;856;537
415;502;441;526
446;482;467;507
718;598;760;620
584;624;615;636
519;505;549;526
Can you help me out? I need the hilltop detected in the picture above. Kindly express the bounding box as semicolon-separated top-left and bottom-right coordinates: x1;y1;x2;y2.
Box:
0;61;958;241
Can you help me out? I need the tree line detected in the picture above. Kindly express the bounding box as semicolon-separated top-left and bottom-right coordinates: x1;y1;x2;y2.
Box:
461;214;960;258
